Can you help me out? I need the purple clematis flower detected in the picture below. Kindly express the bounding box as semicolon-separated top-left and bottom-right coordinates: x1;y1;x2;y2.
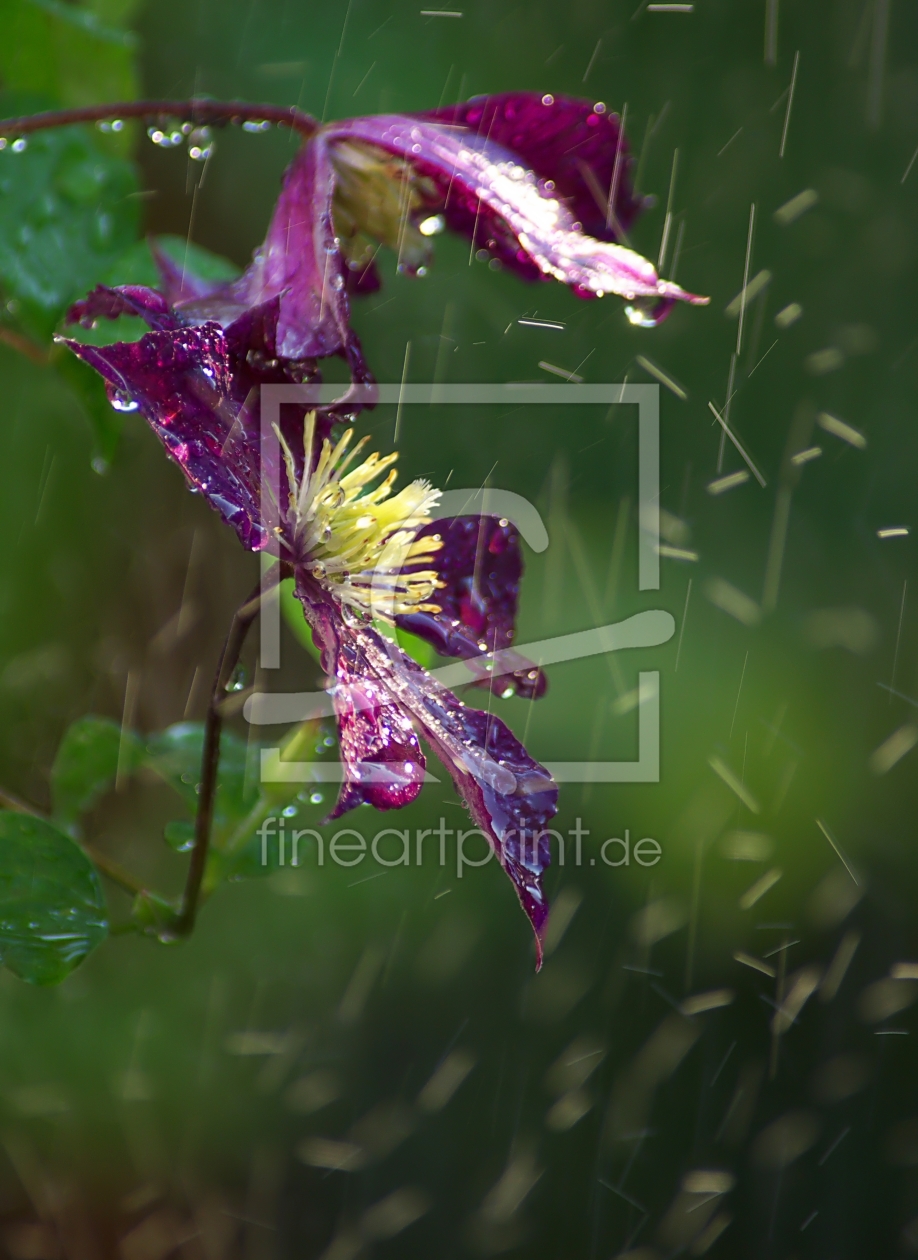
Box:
62;296;557;958
324;91;707;323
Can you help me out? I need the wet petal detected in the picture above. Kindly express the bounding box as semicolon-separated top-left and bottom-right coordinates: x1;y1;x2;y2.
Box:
66;283;178;331
418;92;644;244
325;113;706;311
150;238;225;306
62;323;268;550
354;623;557;961
302;587;426;817
176;135;373;388
397;516;546;699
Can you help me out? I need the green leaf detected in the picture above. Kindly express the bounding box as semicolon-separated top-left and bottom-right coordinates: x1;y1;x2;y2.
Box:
102;235;242;292
163;819;195;853
143;723;260;838
51;715;140;826
0;810;108;984
131;888;178;937
50;344;123;469
0;1;138;128
0;94;139;339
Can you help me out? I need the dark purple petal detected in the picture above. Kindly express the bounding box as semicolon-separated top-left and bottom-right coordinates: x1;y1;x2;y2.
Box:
301;584;426;817
418;92;644;244
175;136;372;390
66;284;179;331
324;114;706;310
343;254;382;295
338;620;557;962
62;323;269;551
151;239;225;306
397;516;546;699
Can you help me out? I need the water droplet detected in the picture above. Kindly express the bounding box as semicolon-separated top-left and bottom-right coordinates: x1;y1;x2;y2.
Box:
242;119;271;133
419;213;446;237
594;101;607;114
542;94;554;106
310;791;324;805
148;127;166;145
12;138;27;154
500;686;515;699
282;804;298;817
91;457;108;476
112;119;124;132
110;392;138;412
624;296;674;328
227;664;247;692
0;139;7;151
323;735;336;747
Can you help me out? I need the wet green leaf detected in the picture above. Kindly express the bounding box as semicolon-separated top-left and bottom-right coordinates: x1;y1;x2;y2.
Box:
143;723;259;837
0;92;139;340
163;819;195;853
0;810;108;984
51;714;139;826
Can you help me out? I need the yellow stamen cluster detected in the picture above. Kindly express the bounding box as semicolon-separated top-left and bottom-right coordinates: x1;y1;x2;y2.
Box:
276;413;444;622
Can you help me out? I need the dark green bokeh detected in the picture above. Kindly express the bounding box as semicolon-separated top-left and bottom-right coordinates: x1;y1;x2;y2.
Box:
0;0;917;1256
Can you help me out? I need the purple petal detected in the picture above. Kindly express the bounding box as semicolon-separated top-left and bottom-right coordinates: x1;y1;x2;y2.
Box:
301;586;426;817
396;516;546;699
325;114;707;310
151;239;225;306
418;92;644;244
66;284;179;331
342;620;558;963
62;323;269;550
176;136;372;388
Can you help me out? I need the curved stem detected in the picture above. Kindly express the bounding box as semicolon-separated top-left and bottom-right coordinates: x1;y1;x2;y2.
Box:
174;565;287;936
0;99;320;141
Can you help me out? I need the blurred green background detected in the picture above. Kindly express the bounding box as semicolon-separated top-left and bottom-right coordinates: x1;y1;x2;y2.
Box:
2;0;918;1256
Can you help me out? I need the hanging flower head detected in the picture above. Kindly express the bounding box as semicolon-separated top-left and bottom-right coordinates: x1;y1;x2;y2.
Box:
49;87;711;960
324;91;707;324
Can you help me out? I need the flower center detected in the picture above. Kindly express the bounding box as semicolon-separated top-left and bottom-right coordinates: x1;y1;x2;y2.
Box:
276;413;444;621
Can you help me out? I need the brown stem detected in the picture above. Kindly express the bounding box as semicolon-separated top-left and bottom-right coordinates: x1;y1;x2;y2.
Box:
173;567;286;936
0;99;320;141
82;845;147;898
0;786;39;815
0;327;49;367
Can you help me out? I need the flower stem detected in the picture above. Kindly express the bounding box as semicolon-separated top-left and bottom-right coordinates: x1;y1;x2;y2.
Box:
173;567;285;936
0;99;320;141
